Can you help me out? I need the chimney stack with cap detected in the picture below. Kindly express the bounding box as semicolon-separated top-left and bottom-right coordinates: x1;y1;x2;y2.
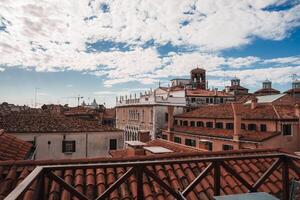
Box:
232;103;242;141
251;97;258;110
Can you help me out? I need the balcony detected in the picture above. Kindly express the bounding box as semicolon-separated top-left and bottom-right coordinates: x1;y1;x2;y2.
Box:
2;149;300;200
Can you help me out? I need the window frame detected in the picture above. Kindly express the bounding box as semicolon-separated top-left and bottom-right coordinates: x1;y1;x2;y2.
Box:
282;124;293;136
62;140;76;154
109;139;118;150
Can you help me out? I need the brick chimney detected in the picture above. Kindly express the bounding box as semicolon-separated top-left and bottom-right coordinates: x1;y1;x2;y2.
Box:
251;97;258;110
125;141;146;156
138;130;151;143
232;103;242;141
167;106;174;131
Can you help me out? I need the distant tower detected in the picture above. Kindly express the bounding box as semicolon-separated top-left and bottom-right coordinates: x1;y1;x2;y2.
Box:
231;77;240;86
292;79;300;89
262;79;272;89
190;67;206;89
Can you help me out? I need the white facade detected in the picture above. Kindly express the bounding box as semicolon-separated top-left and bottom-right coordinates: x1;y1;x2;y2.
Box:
8;131;124;160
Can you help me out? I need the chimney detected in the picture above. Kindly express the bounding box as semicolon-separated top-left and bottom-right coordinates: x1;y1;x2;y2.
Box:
167;106;174;131
251;97;258;110
138;130;151;143
125;141;146;156
232;103;242;141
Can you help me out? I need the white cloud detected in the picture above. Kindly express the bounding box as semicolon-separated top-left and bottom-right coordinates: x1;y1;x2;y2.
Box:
0;0;300;86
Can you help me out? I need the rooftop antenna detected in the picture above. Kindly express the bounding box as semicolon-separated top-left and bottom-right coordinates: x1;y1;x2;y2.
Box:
34;87;40;108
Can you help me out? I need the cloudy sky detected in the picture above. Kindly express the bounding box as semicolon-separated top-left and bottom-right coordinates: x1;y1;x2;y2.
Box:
1;0;300;107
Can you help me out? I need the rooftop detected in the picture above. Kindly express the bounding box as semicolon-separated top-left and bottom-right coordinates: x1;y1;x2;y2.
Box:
0;113;119;133
0;130;32;160
1;148;299;200
186;89;233;97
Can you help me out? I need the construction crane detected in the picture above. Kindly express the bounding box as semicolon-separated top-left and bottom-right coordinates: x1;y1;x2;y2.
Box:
65;95;84;107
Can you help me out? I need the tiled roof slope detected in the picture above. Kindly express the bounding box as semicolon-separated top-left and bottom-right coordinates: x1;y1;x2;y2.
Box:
176;103;298;120
170;126;280;142
0;113;118;133
0;149;299;200
0;131;32;160
109;139;204;158
254;88;280;95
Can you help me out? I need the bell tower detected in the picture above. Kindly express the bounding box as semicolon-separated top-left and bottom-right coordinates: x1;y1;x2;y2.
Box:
190;67;206;89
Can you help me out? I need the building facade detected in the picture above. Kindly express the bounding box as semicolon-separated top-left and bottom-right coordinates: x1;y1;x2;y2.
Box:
162;94;300;152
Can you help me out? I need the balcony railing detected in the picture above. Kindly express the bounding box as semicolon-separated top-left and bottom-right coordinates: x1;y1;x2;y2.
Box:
5;151;300;200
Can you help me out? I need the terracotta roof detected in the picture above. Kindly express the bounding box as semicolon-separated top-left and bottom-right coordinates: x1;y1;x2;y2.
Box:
109;139;204;158
186;89;233;97
168;126;280;142
254;88;280;95
285;88;300;94
176;103;298;120
0;148;299;199
0;113;119;133
0;131;32;160
227;85;249;91
103;108;116;119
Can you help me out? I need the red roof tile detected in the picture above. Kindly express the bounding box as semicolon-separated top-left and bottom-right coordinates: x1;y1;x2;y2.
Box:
0;131;32;160
186;89;233;97
1;149;296;199
0;113;118;133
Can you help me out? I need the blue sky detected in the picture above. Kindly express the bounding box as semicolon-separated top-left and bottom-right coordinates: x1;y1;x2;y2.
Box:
1;0;300;107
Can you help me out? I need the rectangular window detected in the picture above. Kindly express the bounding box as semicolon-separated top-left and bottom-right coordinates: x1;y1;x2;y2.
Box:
109;139;117;150
197;121;204;127
223;144;233;151
220;98;224;103
190;121;195;127
282;124;292;136
191;98;196;103
241;123;246;130
206;98;209;104
183;121;188;126
201;141;213;151
206;122;213;128
226;123;234;130
174;136;181;144
248;124;257;131
215;122;223;129
62;140;76;153
260;124;267;132
185;139;196;147
162;134;168;140
180;120;183;126
174;120;178;126
165;113;169;122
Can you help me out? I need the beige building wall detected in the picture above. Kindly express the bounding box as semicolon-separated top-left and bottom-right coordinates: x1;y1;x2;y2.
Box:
8;131;124;160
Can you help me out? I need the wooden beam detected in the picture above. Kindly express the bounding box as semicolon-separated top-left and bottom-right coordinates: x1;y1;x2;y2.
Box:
221;161;254;192
136;166;144;200
213;161;221;196
144;167;185;200
4;166;43;200
182;162;213;196
282;157;289;200
252;158;281;191
46;171;88;200
95;167;134;200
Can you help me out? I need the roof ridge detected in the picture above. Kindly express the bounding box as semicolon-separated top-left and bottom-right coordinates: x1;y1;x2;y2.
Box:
272;104;281;119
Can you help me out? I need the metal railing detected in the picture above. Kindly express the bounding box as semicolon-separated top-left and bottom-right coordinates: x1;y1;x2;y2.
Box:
4;152;300;200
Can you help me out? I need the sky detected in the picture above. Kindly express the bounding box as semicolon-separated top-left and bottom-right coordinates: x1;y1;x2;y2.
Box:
1;0;300;107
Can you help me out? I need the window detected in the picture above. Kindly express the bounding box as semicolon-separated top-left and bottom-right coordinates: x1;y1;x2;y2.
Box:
241;123;246;130
202;141;213;151
206;122;213;128
162;134;168;140
174;136;181;144
165;112;169;122
183;121;188;126
185;139;196;147
62;140;76;153
190;121;195;127
174;120;178;126
223;144;233;151
191;98;196;103
282;124;292;136
248;124;257;131
109;139;117;150
180;120;183;126
210;98;213;104
206;98;209;104
215;122;223;129
220;98;224;103
226;123;234;130
260;124;267;132
197;121;204;127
